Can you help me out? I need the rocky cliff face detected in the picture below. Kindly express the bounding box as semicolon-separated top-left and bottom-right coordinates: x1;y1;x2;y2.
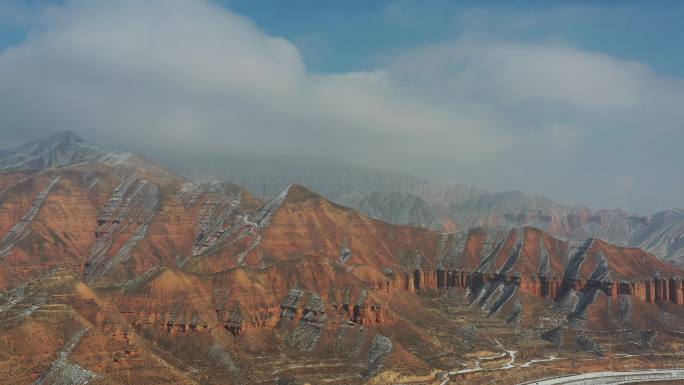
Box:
413;227;684;308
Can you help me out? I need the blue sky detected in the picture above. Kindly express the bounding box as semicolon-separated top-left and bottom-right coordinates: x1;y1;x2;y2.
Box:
0;0;683;213
225;0;684;76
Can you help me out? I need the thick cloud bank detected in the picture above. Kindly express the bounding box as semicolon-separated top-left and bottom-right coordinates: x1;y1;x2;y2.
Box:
0;0;682;212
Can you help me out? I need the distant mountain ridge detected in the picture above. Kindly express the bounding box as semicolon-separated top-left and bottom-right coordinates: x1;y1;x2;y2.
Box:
2;131;682;265
336;191;457;232
0;131;137;171
339;187;684;266
441;188;684;266
0;131;106;170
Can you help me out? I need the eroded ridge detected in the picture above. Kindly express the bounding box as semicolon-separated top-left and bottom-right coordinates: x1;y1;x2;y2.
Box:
85;175;159;281
0;176;62;258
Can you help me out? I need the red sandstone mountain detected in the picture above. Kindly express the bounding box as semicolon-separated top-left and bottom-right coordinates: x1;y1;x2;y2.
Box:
1;141;684;383
0;154;260;289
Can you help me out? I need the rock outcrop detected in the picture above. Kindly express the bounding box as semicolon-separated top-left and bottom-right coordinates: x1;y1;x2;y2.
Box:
390;227;684;309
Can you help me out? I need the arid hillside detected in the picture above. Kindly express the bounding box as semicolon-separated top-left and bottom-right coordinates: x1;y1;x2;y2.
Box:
1;136;684;384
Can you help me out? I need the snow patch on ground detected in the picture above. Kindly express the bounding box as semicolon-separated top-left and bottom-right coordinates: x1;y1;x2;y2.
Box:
97;152;133;166
32;328;97;385
0;176;61;258
247;184;292;229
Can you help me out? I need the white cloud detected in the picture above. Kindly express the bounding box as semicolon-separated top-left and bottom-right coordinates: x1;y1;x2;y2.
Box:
0;0;682;211
389;39;684;126
0;0;508;161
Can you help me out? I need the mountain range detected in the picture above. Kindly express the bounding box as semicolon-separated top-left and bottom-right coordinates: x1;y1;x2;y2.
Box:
1;131;684;384
2;132;682;268
121;132;684;267
338;188;684;267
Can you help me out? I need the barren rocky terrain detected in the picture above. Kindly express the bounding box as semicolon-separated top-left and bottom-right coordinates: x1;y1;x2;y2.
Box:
0;133;683;384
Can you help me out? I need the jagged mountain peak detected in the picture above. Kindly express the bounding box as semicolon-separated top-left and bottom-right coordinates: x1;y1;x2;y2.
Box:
0;131;163;176
0;131;106;171
246;184;333;230
17;130;90;152
280;183;323;203
45;130;84;144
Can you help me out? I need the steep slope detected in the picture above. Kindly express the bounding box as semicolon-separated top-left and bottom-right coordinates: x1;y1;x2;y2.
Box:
0;155;260;289
184;184;443;278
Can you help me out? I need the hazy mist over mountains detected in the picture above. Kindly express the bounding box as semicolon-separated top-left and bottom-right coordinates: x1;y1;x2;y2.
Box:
1;0;683;214
2;131;683;266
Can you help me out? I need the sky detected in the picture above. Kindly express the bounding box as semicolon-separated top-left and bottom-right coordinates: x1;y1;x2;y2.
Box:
0;0;683;214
